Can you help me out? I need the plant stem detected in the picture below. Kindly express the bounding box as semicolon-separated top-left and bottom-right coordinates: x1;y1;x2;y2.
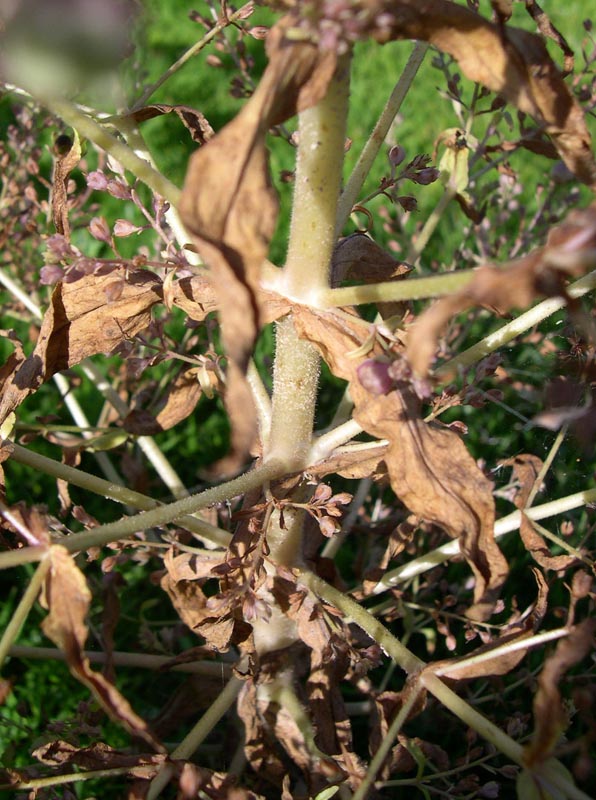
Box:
336;41;429;233
0;557;50;670
8;645;233;676
282;54;351;301
370;486;596;594
130;2;255;109
319;268;477;306
33;94;181;206
406;187;457;268
146;673;243;799
9;443;231;548
436;269;596;380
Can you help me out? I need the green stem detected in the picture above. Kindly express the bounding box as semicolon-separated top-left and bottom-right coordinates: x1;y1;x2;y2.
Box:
319;268;476;307
0;557;50;670
336;41;429;234
146;674;243;800
9;443;231;548
131;2;255;109
1;766;158;792
371;486;596;594
406;187;456;268
28;93;180;206
436;269;596;380
8;645;233;676
282;54;351;300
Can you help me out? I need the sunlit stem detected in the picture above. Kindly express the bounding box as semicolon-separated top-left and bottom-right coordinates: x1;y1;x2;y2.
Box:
9;443;231;548
283;54;351;300
336;41;429;234
31;94;181;206
436;269;596;380
371;486;596;594
267;55;350;492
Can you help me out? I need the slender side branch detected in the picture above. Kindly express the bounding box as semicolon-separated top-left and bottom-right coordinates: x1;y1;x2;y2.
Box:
0;557;50;669
336;41;429;233
9;443;231;548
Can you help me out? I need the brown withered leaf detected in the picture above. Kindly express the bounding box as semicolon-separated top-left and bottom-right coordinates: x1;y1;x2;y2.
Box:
33;739;165;772
164;273;218;321
0;269;162;426
524;618;596;767
355;389;508;621
128;103;214;145
293;305;507;619
372;1;596;187
40;546;164;752
408;203;596;377
500;453;544;508
179;14;337;470
307;443;389;481
519;514;577;571
51;133;82;238
331;233;412;318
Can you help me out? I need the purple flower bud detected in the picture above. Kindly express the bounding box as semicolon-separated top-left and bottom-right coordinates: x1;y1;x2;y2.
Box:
107;179;131;199
248;26;268;40
357;359;393;395
86;170;108;191
113;219;141;237
388;144;406;167
397;195;418;212
39;265;64;285
413;167;440;185
88;216;112;244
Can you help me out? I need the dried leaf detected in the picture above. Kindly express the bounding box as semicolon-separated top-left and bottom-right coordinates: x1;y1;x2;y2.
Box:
165;274;218;321
40;546;164;752
500;454;544;508
128;103;214;145
408;203;596;376
524;618;596;767
51;132;82;238
519;514;577;571
372;1;596;187
0;269;162;425
179;15;337;468
33;739;165;772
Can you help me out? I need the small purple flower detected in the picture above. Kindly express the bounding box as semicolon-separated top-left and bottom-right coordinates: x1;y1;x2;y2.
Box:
413;167;440;185
86;170;108;191
357;359;393;395
388;144;406;167
89;216;112;244
107;179;131;200
113;219;141;237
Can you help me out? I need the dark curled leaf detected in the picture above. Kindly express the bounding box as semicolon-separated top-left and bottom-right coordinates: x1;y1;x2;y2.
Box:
128;104;215;145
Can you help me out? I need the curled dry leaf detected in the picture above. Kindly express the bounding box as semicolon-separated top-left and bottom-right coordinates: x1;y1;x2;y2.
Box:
0;268;162;426
408;203;596;377
519;514;578;572
40;546;164;752
33;739;165;773
294;306;508;620
51;132;82;238
524;618;596;768
370;0;596;187
178;13;336;470
128;103;214;145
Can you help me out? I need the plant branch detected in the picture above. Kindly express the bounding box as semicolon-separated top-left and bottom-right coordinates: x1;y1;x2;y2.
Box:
0;557;50;670
370;486;596;594
8;442;231;548
336;41;429;234
8;645;233;676
146;673;243;799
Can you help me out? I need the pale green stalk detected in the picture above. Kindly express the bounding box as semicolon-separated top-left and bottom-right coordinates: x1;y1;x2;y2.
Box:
1;766;157;792
32;94;181;206
336;41;429;234
0;557;50;670
371;486;596;594
525;424;568;509
319;268;476;306
436;269;596;379
9;442;231;548
406;187;456;267
146;674;243;800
